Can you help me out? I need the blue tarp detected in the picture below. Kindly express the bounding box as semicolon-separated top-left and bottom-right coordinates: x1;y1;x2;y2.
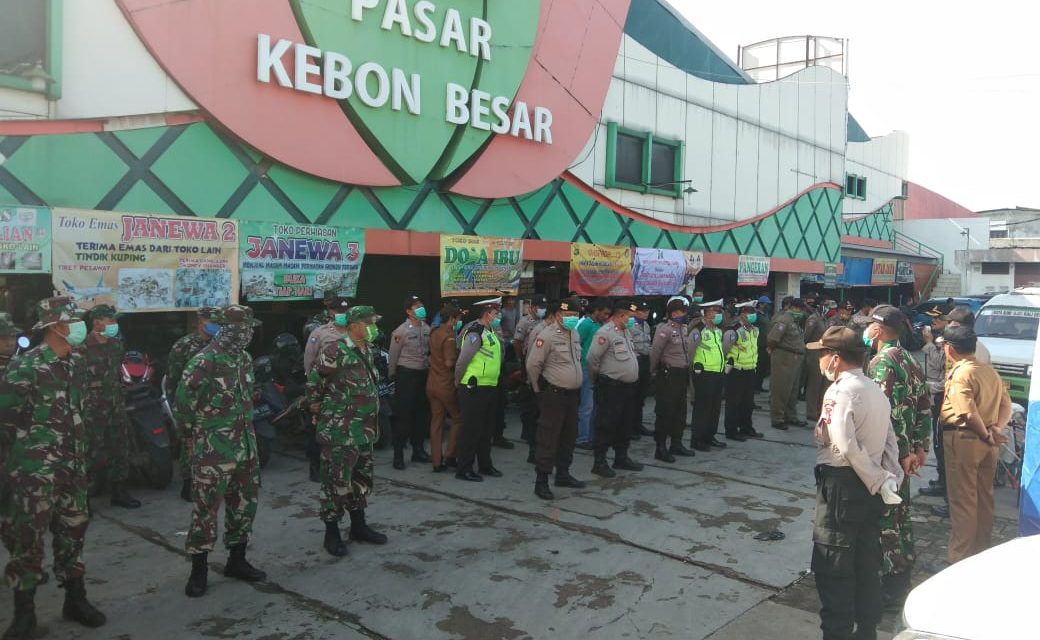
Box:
1019;341;1040;535
837;256;873;286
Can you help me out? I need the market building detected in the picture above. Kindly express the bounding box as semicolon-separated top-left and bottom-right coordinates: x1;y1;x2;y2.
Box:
0;0;958;339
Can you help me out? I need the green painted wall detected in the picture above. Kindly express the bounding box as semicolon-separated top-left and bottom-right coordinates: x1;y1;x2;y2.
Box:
843;203;894;243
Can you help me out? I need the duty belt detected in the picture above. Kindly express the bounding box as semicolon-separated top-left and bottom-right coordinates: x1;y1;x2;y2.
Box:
539;378;579;395
596;375;634;387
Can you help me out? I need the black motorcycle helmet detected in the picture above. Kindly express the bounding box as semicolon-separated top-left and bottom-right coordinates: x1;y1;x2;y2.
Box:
253;355;274;384
272;332;302;362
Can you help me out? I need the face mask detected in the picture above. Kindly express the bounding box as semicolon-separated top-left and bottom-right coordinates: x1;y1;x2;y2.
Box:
204;322;220;336
535;308;546;319
334;313;348;327
561;316;580;331
414;306;427;320
64;321;87;346
491;317;501;329
625;317;635;329
693;296;704;304
216;325;253;352
823;355;839;382
453;320;463;332
790;311;805;320
711;314;722;326
862;334;874;347
747;313;758;324
365;324;379;343
102;324;120;338
671;314;687;325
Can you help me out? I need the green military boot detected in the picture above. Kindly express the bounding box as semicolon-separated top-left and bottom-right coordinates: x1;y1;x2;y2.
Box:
61;578;106;628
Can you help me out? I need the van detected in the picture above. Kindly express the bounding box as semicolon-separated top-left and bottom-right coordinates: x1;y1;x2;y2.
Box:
975;287;1040;404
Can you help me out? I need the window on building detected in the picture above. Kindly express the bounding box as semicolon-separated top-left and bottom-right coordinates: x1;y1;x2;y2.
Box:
981;262;1010;275
845;174;857;197
844;174;867;200
605;123;685;198
0;0;61;99
990;221;1009;239
856;176;867;199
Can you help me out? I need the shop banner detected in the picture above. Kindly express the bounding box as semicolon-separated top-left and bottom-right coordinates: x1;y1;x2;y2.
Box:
440;234;522;297
240;222;364;301
633;248;687;295
871;258;897;286
737;255;770;287
569;243;634;296
0;205;50;273
52;208;239;312
824;263;839;288
895;260;915;284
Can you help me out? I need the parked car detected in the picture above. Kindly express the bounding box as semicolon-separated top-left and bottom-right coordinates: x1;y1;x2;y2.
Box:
910;297;986;327
975;287;1040;405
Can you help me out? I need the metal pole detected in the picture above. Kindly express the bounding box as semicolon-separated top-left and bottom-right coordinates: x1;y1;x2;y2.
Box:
964;228;971;295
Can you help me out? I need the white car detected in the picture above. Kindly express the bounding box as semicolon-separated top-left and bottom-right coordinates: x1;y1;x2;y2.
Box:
896;536;1035;639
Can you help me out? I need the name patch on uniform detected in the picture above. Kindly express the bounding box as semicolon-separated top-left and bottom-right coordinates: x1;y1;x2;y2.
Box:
535;338;544;348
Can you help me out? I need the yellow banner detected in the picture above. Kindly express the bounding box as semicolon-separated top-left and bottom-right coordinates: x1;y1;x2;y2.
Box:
569;243;633;296
439;234;523;297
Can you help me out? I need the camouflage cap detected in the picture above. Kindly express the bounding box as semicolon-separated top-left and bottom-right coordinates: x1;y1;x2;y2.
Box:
89;304;122;320
0;312;21;337
214;304;261;327
346;305;381;324
323;291;352;309
31;296;84;332
197;306;219;320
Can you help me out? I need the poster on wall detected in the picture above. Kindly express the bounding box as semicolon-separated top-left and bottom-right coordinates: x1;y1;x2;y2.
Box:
0;205;51;273
52;208;239;312
239;222;364;301
824;263;839;288
895;261;915;284
633;248;687;295
569;243;634;296
737;255;770;287
682;251;704;296
440;234;523;297
871;258;897;286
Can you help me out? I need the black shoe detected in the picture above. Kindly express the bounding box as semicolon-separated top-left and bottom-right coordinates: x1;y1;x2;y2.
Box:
928;479;942;487
591;459;616;478
411;448;432;463
669;442;696;457
630;433;641;441
349;509;388;545
492;436;515;450
309;459;321;483
535;474;554;500
478;466;503;478
5;588;41;639
931;504;950;518
323;521;348;557
709;438;727;448
918;485;946;497
637;425;654;437
554;471;586;488
654;444;676;463
432;463;448;473
725;433;747;442
444;457;458;468
456;470;483;482
743;428;764;439
574;441;594;450
184;553;208;598
772;422;789;431
791;420;808;428
224;543;266;582
527;450;536;464
393;451;406;470
62;578;105;628
180;478;192;502
613;456;644;471
110;483;141;509
692;441;711;452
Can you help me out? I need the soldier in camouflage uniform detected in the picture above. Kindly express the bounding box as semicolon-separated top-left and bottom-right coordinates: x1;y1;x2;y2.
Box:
307;305;388;556
0;313;21;373
78;304;141;509
166;307;219;502
174;305;266;598
0;297;106;638
864;305;931;611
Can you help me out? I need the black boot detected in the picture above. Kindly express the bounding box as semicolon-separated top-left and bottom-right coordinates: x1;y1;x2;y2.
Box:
224;543;266;582
110;482;141;509
4;588;41;640
669;440;696;457
654;442;676;463
554;469;586;489
308;458;321;483
184;552;208;598
180;478;192;502
411;447;432;463
534;473;554;500
349;509;388;545
393;449;406;470
527;445;536;464
62;577;106;628
880;572;910;612
613;452;644;471
591;454;615;478
323;521;348;557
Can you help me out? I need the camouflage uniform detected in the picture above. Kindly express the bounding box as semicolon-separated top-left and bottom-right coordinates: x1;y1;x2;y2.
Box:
167;325;213;479
77;315;131;487
306;307;381;522
867;339;932;577
0;298;90;591
173;308;260;555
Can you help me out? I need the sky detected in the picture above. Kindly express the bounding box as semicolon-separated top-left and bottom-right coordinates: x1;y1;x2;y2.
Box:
670;0;1039;212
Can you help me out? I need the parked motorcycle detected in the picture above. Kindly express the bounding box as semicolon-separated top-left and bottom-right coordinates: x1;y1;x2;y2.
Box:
120;350;174;489
372;336;393;451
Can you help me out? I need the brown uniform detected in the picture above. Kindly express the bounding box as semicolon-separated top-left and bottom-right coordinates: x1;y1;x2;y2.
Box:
650;320;693;446
767;311;806;425
304;323;342;373
586;323;639;459
940;357;1012;564
426;324;462;467
526;324;583;475
804;312;829;421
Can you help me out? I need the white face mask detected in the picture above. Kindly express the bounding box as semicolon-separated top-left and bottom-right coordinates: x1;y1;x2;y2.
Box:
823;354;840;382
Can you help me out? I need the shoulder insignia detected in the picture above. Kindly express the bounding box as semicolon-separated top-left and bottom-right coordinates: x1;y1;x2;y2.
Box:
309;337;317;343
394;335;401;343
535;338;544;349
468;334;480;344
597;336;607;345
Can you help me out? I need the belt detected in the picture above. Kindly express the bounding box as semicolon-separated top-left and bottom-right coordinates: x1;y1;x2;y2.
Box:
733;366;756;371
660;366;689;374
539;377;579;395
941;424;969;432
773;346;804;355
596;375;635;387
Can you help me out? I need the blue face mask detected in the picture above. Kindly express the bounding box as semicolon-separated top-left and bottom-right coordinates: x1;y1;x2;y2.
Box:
862;334;874;347
535;308;546;319
453;320;463;332
625;317;636;329
693;296;704;304
561;316;580;331
711;313;722;326
671;314;688;324
65;321;87;346
414;306;427;320
491;317;501;329
102;323;120;338
204;322;220;336
747;313;758;325
335;313;348;327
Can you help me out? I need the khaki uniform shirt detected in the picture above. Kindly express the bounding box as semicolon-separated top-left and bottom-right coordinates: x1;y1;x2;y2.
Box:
630;320;652;357
526;324;583;391
586;323;639;383
941;357;1011;429
650;320;694;371
767;312;806;354
513;315;540;358
388;319;430;376
524;319;547;356
427;324;458;394
304;323;343;373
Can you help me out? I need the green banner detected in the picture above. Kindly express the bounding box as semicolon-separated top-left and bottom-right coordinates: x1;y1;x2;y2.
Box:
0;204;50;273
240;222;364;301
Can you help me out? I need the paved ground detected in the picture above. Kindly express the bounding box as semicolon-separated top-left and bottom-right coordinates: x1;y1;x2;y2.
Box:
0;389;1020;639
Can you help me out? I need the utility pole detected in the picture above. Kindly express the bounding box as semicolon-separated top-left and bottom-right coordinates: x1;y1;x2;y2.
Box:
961;228;971;295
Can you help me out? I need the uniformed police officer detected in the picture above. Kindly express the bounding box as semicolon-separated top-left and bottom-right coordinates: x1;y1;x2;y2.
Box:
767;298;809;430
586;300;644;477
389;295;432;470
630;301;654;440
804;299;830;424
514;295;548;459
304;296;352;482
303;292;353;340
454;298;504;481
526;298;586;500
690;299;728;451
723;302;763;440
650;297;696;463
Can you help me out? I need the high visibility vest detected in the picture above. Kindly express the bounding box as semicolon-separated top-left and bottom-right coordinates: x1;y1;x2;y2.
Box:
693;328;725;373
731;326;759;370
462;327;502;386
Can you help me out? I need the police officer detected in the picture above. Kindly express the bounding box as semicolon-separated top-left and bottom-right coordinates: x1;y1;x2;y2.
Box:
723;302;763;440
630;301;654;439
526;298;586;500
454;297;504;481
754;295;772;392
767;298;808;430
303;292;353;340
650;297;695;463
804;300;829;424
690;299;728;451
168;307;219;501
175;305;266;598
304;296;352;481
514;295;548;459
307;306;388;557
388;295;432;469
0;297;107;638
576;299;612;447
586;300;644;477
